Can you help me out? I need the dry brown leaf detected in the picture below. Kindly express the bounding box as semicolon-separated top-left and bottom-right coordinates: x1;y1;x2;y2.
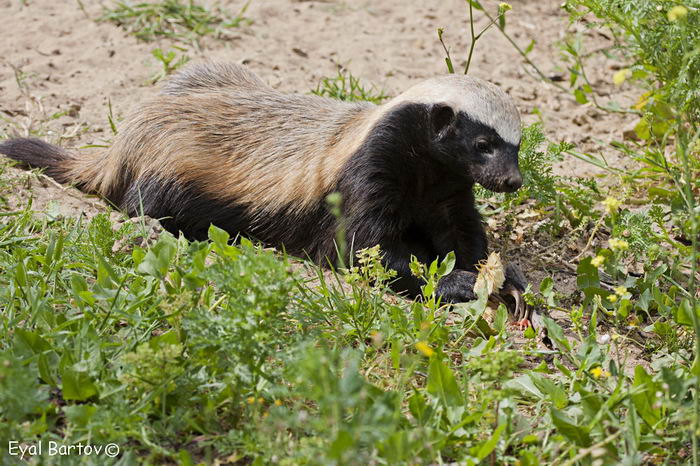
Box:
474;252;505;296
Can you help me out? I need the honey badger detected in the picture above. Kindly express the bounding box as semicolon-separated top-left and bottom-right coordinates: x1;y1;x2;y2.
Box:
0;61;528;312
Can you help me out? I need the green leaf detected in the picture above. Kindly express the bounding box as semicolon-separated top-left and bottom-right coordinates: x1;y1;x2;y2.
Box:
137;235;177;279
408;389;432;425
498;13;506;30
149;330;181;349
505;374;543;399
524;39;536;55
427;357;463;407
208;224;230;248
61;367;99;401
576;257;600;290
14;329;52;354
577;257;605;304
624;397;641;456
573;88;589;104
14;259;28;288
428;258;439;277
445;57;455;74
96;255;119;289
634;117;651;140
494;303;508;333
541;317;571;352
475;424;506;460
631;366;661;428
423;281;435;298
550;408;591;446
329;430;354;460
523;326;536;339
391;339;401;370
38;353;58;387
672;299;694;326
540;277;555;306
437;251;456;278
529;373;568;409
63;404;97;428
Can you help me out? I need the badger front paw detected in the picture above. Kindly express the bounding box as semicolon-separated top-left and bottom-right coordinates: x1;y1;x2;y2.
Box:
436;270;478;303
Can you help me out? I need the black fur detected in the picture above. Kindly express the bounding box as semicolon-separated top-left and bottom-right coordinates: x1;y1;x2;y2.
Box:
332;102;511;300
0;138;70;182
121;175;338;262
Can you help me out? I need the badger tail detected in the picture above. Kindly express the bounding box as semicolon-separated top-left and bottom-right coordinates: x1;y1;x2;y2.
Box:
0;138;75;182
0;137;102;190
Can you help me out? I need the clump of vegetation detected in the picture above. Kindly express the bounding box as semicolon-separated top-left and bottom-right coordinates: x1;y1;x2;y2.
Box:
100;0;251;43
149;47;190;83
312;68;389;104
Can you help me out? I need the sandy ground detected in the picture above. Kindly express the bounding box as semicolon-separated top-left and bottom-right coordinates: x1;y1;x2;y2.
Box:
1;0;636;162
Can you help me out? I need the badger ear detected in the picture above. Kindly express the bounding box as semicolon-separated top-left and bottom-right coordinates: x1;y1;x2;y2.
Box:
431;103;455;138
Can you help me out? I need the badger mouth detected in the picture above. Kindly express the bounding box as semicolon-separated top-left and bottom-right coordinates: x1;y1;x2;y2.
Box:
477;177;522;193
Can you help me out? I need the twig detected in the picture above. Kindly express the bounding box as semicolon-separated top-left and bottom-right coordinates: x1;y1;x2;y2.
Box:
572;215;606;261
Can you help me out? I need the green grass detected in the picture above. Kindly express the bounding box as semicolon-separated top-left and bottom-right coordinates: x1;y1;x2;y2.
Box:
100;0;251;43
149;47;190;84
312;68;389;104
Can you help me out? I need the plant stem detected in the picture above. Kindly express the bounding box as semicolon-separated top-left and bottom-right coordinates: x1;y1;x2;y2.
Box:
559;430;622;466
477;5;568;93
678;125;700;466
438;28;455;73
465;1;477;74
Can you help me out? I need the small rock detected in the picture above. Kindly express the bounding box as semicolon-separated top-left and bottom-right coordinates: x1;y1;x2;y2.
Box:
292;48;308;58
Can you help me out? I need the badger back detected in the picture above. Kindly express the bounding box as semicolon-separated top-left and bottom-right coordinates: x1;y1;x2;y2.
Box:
93;67;379;217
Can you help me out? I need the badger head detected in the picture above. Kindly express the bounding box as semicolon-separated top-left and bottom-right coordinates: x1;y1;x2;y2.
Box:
397;75;523;193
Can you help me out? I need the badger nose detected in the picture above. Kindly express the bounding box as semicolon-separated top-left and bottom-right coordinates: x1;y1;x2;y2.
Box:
503;173;523;192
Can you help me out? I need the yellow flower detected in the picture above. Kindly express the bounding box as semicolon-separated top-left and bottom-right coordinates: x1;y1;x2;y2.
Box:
591;255;606;267
591;367;611;379
609;238;629;251
602;197;621;214
607;294;618;303
247;396;256;405
614;286;628;296
499;2;512;11
668;5;688;21
613;68;632;86
274;399;283;407
415;341;435;357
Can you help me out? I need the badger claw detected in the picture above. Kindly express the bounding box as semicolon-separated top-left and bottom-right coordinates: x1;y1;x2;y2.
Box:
489;263;532;329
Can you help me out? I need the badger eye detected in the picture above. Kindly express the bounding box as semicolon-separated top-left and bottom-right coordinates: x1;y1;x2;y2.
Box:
475;138;490;153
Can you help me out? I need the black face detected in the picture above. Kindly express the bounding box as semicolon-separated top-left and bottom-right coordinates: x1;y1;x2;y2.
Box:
429;103;522;193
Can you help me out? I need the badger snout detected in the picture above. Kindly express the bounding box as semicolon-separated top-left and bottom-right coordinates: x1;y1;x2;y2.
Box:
501;171;523;192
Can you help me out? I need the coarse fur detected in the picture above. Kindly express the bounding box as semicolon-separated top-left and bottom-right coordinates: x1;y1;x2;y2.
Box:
0;61;524;302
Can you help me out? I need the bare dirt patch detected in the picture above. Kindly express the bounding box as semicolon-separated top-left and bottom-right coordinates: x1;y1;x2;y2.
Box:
2;0;635;160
